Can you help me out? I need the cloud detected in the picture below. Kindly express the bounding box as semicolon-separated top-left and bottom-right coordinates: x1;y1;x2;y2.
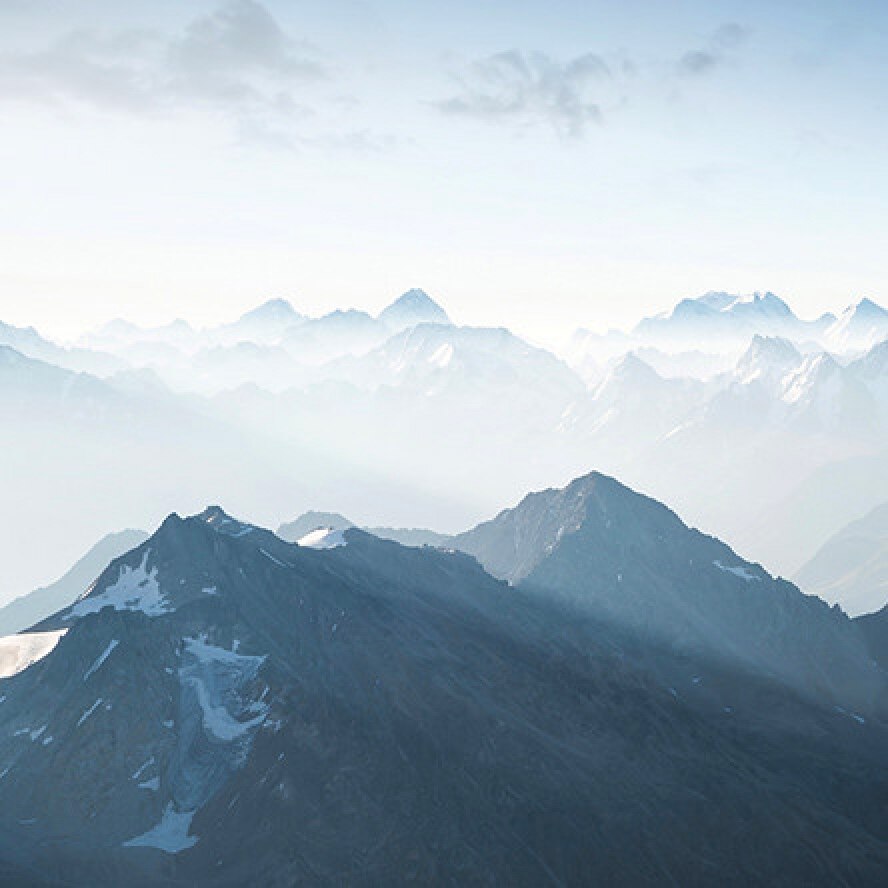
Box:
677;22;749;77
0;1;325;119
434;50;612;138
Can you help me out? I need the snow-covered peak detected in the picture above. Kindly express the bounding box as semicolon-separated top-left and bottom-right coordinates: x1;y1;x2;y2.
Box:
853;297;887;319
734;335;802;384
670;291;792;319
296;527;348;549
826;298;888;350
378;289;450;332
695;291;738;311
632;290;802;350
781;352;841;405
237;298;301;326
729;291;794;318
217;298;305;347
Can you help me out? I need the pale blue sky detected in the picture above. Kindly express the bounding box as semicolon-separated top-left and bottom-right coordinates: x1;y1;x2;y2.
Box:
0;0;885;342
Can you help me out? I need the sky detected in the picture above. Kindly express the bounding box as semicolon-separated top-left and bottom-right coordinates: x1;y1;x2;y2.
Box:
0;0;886;344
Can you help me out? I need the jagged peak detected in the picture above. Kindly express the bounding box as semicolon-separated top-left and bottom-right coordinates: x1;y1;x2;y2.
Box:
727;291;794;317
197;505;234;525
738;334;801;366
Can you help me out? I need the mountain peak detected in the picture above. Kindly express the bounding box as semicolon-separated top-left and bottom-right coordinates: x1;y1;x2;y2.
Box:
197;505;233;525
278;510;354;543
378;289;450;331
737;334;801;369
603;352;662;387
695;291;737;311
452;469;879;708
851;297;887;318
729;291;794;318
238;298;301;324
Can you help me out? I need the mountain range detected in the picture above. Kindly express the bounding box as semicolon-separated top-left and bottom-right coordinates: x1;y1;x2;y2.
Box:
2;287;887;622
570;291;888;360
0;472;886;885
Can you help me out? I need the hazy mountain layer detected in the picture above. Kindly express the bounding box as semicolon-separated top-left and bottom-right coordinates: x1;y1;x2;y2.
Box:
796;503;888;616
3;290;888;610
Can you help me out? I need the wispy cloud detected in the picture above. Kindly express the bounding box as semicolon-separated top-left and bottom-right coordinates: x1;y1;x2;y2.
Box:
0;1;325;121
677;23;749;77
433;50;612;139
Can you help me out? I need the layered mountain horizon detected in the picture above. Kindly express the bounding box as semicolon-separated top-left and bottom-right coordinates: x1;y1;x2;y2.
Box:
3;287;887;624
7;3;888;882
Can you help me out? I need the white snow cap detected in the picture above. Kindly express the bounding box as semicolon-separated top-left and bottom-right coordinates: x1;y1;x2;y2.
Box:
0;630;68;679
296;527;348;549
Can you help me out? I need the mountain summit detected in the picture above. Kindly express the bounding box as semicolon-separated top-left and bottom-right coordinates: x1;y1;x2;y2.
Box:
453;471;882;708
378;288;450;331
237;298;302;326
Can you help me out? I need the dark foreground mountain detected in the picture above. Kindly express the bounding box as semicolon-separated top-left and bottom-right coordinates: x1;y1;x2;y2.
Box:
858;604;888;671
452;471;885;712
0;498;886;885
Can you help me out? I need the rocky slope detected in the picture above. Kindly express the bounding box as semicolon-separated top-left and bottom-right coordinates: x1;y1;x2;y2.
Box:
0;498;886;885
452;471;885;712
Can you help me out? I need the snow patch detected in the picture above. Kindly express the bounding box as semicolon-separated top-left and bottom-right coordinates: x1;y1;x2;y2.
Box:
84;639;119;681
123;804;197;853
68;551;171;619
296;527;347;549
0;629;68;679
179;638;268;744
138;776;160;791
132;757;155;780
260;548;289;568
77;698;104;727
713;560;761;582
13;724;48;742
